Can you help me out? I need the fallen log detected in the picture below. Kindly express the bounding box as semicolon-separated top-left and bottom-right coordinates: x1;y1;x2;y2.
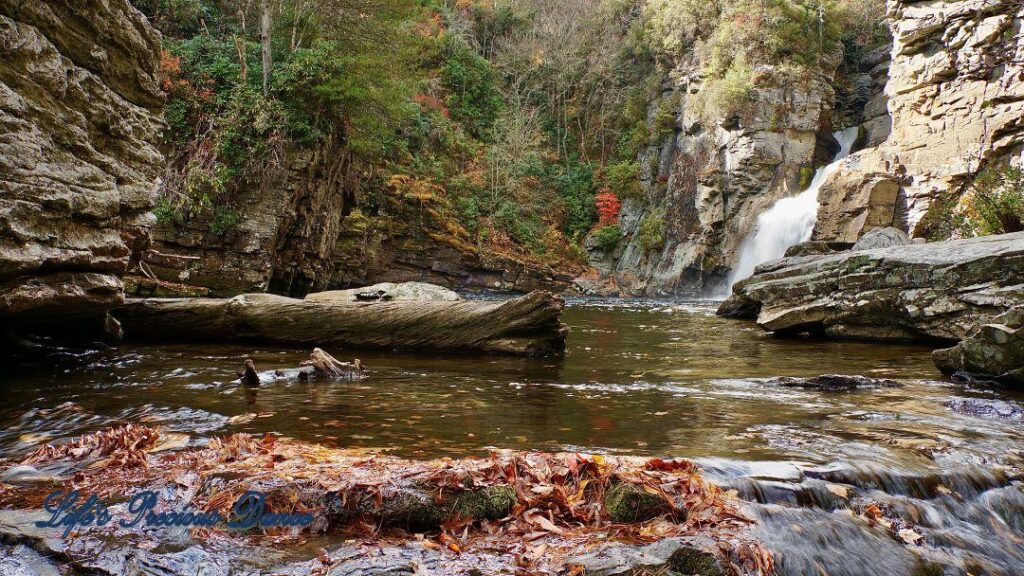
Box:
114;291;568;355
237;349;367;385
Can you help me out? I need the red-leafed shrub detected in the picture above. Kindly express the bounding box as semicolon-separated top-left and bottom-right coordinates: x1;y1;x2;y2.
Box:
595;190;621;225
414;93;451;118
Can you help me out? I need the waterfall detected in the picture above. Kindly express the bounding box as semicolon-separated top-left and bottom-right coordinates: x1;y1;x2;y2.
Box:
726;127;859;289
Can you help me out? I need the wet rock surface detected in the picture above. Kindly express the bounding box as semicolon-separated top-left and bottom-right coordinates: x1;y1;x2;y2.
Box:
0;0;163;327
769;374;904;391
718;232;1024;343
567;536;727;576
933;306;1024;384
946;397;1024;420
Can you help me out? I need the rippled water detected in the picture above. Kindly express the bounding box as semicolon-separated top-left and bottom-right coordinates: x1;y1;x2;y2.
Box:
3;299;1023;574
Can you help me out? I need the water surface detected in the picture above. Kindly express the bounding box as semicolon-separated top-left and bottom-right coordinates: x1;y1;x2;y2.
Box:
4;300;1023;574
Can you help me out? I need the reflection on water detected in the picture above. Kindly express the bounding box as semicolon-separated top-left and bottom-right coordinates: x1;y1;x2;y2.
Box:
3;300;1023;574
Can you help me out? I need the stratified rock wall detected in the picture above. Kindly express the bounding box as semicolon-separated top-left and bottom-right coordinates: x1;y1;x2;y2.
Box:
149;134;359;297
814;0;1024;242
0;0;163;325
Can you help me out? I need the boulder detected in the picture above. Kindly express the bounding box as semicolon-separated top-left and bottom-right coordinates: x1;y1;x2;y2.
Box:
851;227;911;251
0;1;163;328
784;241;838;258
933;306;1024;384
305;282;461;303
717;232;1024;342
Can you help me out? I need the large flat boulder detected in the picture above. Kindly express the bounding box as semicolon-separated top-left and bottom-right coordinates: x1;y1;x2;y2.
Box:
717;233;1024;342
306;282;461;303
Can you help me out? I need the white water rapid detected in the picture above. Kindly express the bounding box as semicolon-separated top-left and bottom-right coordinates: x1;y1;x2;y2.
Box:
726;127;860;289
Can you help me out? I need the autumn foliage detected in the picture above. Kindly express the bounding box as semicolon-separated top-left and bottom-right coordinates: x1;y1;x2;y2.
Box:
595;190;621;225
4;424;775;576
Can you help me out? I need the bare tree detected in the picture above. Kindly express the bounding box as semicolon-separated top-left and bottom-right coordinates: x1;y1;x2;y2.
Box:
261;0;272;97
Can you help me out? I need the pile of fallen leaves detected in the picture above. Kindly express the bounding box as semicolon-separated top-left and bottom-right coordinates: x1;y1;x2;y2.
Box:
1;425;773;575
21;423;162;469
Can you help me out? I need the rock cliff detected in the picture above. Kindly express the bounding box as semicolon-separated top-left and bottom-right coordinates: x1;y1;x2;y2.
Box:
0;0;163;328
589;0;1023;296
146;159;577;297
814;0;1024;243
146;135;358;297
586;68;837;297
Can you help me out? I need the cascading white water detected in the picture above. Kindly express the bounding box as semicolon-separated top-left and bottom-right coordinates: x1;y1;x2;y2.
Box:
727;127;860;289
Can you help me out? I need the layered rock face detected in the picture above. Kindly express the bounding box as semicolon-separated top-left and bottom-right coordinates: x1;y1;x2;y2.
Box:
934;306;1023;383
148;137;358;297
814;0;1024;243
587;70;836;296
718;232;1024;343
0;0;163;326
149;163;576;297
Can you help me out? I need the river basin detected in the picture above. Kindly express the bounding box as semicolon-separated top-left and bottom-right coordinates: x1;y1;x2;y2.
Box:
2;299;1022;575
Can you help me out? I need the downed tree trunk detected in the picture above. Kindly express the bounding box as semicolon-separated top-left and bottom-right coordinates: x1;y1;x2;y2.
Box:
238;349;367;385
114;291;568;355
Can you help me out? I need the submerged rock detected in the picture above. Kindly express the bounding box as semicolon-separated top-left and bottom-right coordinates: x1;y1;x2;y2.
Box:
770;375;903;391
718;233;1024;343
946;397;1024;421
933;306;1024;384
567;536;727;576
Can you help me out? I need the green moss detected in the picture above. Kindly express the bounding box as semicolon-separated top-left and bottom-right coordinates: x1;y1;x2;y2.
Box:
450;485;517;521
798;165;815;189
668;546;726;576
592;225;622;252
603;481;670;523
343;485;518;531
637;212;666;252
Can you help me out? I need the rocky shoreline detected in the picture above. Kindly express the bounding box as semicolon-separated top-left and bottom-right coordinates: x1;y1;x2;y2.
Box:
0;425;771;576
718;230;1024;383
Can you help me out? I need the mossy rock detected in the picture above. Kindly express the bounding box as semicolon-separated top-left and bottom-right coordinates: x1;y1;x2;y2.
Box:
603;481;673;523
329;484;517;531
667;545;727;576
449;485;517;521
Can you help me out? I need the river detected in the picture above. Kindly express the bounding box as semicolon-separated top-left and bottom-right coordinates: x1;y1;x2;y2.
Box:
3;299;1023;574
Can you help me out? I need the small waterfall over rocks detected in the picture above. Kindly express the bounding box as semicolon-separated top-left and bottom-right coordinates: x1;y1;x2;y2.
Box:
727;127;860;290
